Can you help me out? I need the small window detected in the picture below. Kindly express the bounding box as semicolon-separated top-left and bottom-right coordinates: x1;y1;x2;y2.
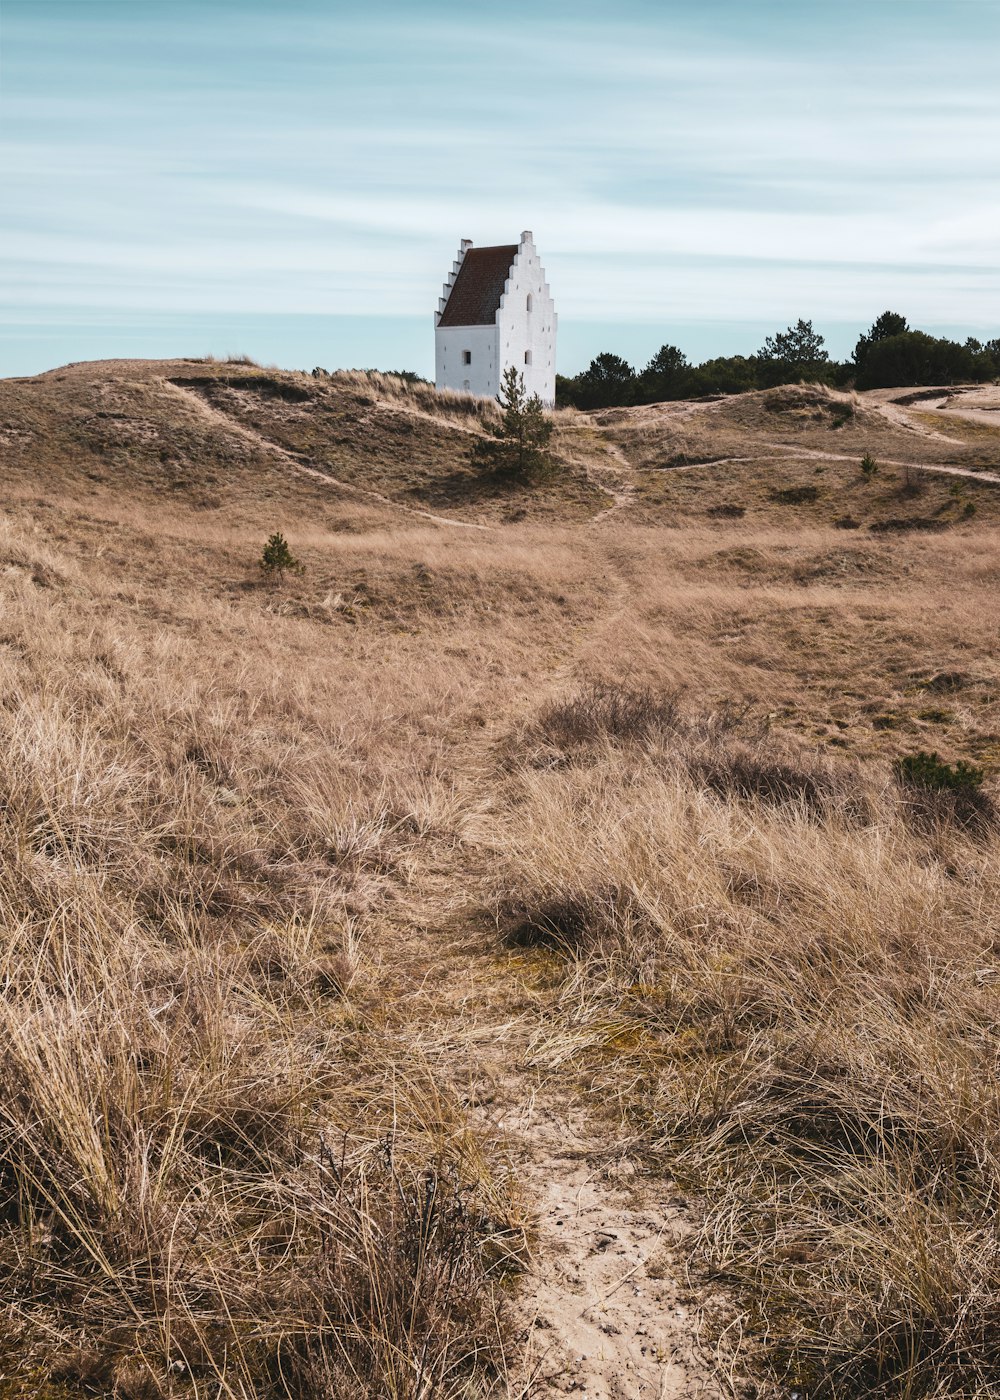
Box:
524;350;532;366
462;349;472;365
463;379;471;391
526;294;533;312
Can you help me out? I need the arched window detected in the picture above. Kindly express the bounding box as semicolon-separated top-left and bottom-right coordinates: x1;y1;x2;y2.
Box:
526;294;533;312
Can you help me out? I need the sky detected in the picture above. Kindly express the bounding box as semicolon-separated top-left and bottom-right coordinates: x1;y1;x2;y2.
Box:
2;0;1000;379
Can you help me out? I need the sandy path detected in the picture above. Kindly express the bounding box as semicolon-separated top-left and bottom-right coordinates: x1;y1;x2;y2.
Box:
588;440;639;523
504;1102;723;1399
873;398;966;444
172;367;723;1395
380;527;725;1399
873;385;1000;436
940;406;1000;429
629;443;1000;486
755;440;1000;486
478;545;720;1398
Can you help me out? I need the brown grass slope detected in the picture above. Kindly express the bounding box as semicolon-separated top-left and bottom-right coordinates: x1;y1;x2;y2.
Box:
592;382;1000;529
1;359;604;529
0;359;999;1398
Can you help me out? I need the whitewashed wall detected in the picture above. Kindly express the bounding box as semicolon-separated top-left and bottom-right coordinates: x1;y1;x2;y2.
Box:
434;231;557;406
496;232;557;406
435;322;499;398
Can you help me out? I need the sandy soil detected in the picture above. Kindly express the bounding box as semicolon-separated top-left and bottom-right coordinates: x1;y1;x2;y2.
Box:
874;383;1000;435
508;1105;724;1399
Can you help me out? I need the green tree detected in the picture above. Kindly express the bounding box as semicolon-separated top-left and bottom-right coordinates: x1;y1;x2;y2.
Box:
554;372;581;408
573;353;636;409
684;354;760;396
259;531;303;582
853;311;909;371
756;319;830;386
856;331;980;389
638;344;690;402
470;366;555;481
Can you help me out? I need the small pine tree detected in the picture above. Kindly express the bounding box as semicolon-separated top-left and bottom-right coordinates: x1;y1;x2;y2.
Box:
470;367;555;481
860;452;879;480
895;750;984;794
259;531;303;582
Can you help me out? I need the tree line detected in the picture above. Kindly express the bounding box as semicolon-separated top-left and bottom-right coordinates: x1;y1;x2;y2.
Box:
556;312;1000;409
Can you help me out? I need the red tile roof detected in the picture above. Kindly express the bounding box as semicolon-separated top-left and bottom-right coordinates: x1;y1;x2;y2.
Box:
438;244;518;327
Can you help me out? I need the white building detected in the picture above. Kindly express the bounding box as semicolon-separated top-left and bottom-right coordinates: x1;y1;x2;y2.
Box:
434;231;556;406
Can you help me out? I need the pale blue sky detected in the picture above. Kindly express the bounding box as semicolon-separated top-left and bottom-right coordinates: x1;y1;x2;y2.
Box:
2;0;999;377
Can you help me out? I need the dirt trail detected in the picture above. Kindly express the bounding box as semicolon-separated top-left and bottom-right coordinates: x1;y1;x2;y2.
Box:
588;440;639;523
616;439;1000;487
378;515;722;1399
396;538;724;1399
872;385;1000;438
503;1102;723;1399
166;380;493;532
874;398;966;444
755;440;1000;486
401;929;726;1399
551;423;640;524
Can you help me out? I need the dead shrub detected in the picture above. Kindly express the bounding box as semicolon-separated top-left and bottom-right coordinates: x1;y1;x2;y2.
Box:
918;671;967;693
497;887;640;954
518;685;859;821
532;682;683;751
692;743;847;816
771;485;819;505
870;516;948;533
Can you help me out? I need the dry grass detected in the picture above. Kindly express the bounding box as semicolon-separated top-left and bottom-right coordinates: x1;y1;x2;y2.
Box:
329;368;500;425
0;509;533;1396
2;359;1000;1395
